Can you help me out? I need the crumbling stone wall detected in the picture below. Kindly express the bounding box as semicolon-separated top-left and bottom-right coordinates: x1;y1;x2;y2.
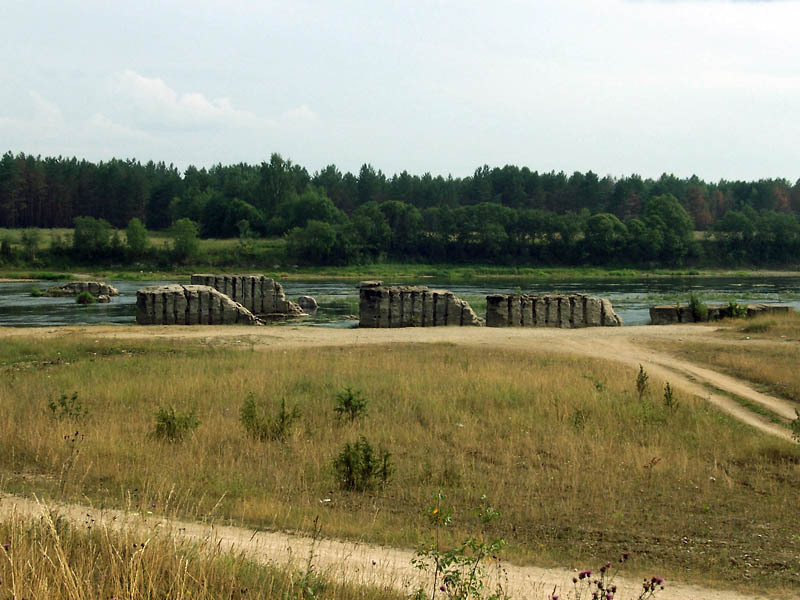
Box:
136;285;262;325
44;281;119;297
650;303;791;325
486;294;622;328
190;274;303;316
358;281;483;327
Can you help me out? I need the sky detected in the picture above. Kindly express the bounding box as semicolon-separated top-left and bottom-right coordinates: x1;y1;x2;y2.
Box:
1;0;798;181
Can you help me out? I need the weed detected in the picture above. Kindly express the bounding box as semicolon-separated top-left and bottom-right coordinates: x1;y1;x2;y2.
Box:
47;391;86;421
411;493;508;600
240;393;300;442
662;382;677;412
570;408;589;432
151;407;200;442
295;515;327;600
29;287;43;297
334;386;369;422
636;365;649;402
567;555;665;600
333;436;392;492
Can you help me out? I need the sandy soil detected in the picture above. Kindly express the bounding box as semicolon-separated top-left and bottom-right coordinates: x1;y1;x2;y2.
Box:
0;493;785;600
1;323;797;599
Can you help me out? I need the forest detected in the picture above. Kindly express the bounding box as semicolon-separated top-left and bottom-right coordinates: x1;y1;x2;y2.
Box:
1;151;799;267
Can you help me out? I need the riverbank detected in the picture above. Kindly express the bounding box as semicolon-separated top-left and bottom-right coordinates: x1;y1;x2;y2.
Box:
3;265;800;283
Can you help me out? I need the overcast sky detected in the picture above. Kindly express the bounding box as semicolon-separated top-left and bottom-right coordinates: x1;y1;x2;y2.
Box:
1;0;798;181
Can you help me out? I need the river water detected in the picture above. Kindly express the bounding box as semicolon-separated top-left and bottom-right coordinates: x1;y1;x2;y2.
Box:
1;276;799;328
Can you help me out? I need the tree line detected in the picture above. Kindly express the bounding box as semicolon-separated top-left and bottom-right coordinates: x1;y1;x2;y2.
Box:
1;151;799;266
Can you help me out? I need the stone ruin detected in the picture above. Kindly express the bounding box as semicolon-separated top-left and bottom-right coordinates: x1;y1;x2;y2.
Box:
190;274;304;317
136;284;262;325
485;294;623;328
650;303;792;325
44;281;119;297
358;281;483;327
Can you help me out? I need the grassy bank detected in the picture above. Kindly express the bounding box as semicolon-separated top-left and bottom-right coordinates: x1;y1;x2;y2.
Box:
5;263;800;284
1;334;798;593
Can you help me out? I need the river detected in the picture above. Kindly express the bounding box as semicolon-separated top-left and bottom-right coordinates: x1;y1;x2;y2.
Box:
1;276;798;327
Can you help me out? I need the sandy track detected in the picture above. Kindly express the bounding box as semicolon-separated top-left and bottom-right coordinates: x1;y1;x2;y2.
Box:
0;493;781;600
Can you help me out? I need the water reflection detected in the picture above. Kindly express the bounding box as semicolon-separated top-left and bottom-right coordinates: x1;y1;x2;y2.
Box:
1;277;798;328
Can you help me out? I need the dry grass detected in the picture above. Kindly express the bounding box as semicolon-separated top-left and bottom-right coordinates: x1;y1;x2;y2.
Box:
1;336;799;592
0;507;398;600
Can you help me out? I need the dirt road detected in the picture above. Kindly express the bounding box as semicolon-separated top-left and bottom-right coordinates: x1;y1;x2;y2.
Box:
0;492;783;600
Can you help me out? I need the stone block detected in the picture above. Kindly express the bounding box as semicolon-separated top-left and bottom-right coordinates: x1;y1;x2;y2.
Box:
389;290;402;327
445;294;462;326
422;292;434;327
485;294;509;327
558;296;572;328
521;295;534;327
571;296;586;328
585;297;602;326
174;289;188;325
534;296;547;326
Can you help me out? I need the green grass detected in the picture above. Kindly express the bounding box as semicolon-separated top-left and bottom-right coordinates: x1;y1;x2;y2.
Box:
1;333;799;593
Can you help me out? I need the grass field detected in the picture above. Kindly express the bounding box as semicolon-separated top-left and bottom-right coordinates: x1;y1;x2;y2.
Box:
1;333;798;594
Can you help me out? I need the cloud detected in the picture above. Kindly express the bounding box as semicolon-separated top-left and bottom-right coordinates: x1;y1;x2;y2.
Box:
282;104;318;122
114;70;265;131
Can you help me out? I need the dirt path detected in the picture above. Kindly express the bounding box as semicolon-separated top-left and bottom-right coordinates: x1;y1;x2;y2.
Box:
0;492;783;600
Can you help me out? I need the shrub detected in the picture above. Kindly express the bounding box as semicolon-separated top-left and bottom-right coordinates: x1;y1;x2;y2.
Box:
334;387;369;422
76;291;96;305
333;436;392;491
29;287;43;297
240;393;300;442
47;392;86;420
151;407;200;442
727;300;748;319
688;293;708;322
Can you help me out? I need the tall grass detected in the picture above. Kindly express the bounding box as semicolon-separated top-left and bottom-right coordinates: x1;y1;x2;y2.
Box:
0;508;398;600
0;336;798;592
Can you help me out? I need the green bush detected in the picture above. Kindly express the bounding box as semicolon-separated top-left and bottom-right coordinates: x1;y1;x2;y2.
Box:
727;301;748;319
688;293;708;322
29;287;43;297
240;394;301;442
334;387;369;422
151;407;200;442
333;436;392;492
76;291;96;305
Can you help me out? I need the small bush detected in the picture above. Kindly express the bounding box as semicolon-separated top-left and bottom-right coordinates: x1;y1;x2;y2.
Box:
151;407;200;442
76;291;96;305
47;392;86;420
29;287;43;297
240;394;300;442
688;293;708;322
727;301;748;319
333;436;392;492
334;387;369;422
